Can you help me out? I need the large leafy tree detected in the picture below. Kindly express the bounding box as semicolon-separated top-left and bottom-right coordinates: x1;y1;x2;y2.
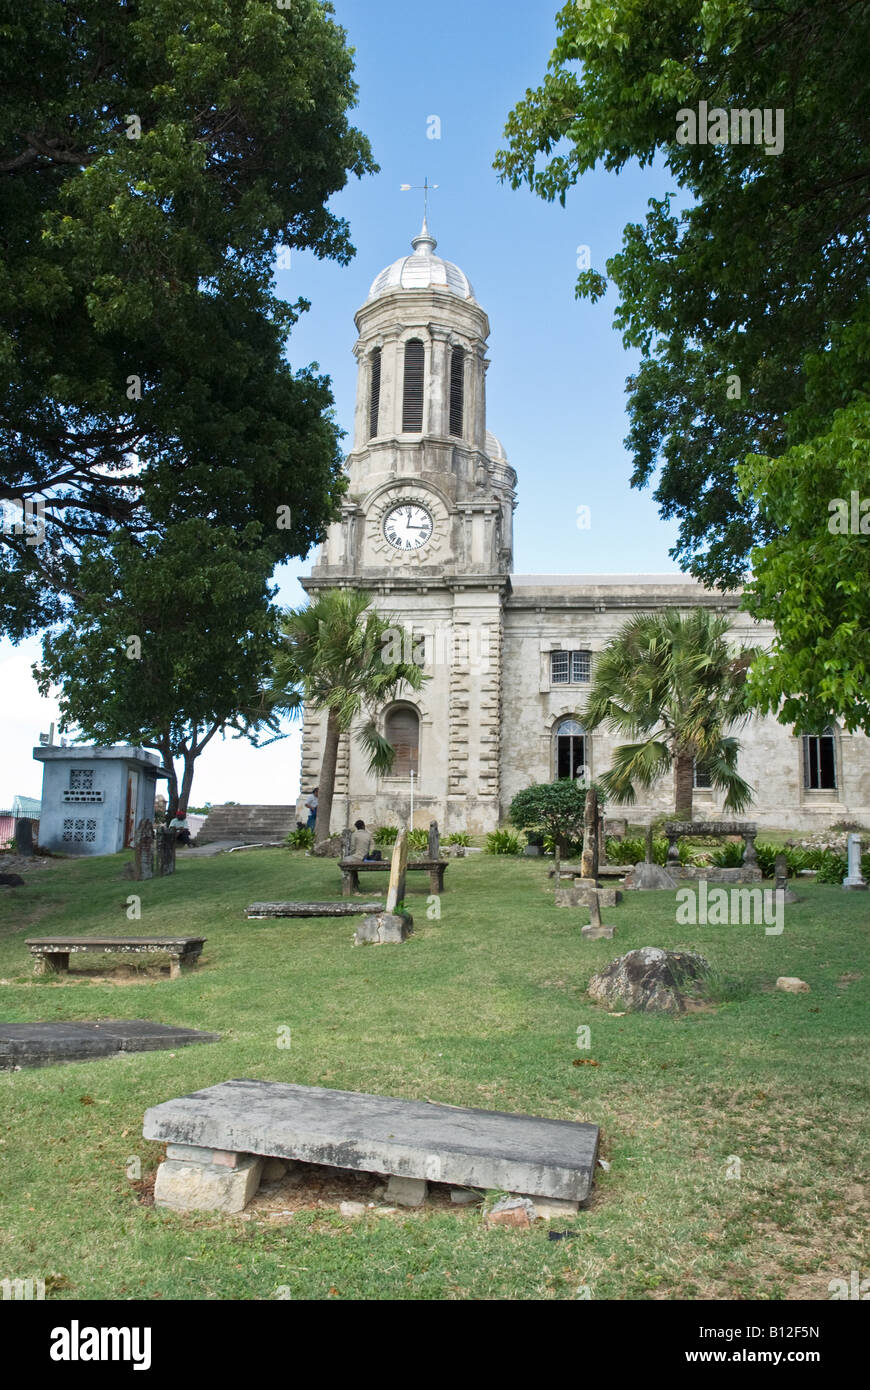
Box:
583;609;754;820
271;589;426;844
34;520;291;817
1;0;375;636
738;401;870;734
495;0;870;588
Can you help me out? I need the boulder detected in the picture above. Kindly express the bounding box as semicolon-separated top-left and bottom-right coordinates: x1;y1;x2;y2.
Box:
622;861;678;891
312;835;343;858
588;946;712;1015
776;976;810;993
354;912;413;946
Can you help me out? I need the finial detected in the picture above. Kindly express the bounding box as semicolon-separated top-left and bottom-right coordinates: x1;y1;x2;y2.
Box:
411;213;437;254
401;177;439;253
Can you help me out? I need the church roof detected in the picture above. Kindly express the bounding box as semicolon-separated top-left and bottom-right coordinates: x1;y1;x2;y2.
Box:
486;430;507;462
367;219;476;303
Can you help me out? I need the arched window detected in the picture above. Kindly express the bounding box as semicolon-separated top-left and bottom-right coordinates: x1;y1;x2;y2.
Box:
555;718;586;780
449;346;465;436
368;348;381;439
402;339;425;432
803;727;837;789
385;705;420;777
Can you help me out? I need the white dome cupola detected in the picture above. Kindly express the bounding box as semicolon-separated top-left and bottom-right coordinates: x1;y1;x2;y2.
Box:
366;217;477;303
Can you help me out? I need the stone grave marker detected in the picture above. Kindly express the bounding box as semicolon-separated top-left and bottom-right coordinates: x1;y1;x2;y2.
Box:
580;786;599;882
132;818;154;881
428;819;440;860
774;851;798;904
155;824;176;877
355;826;412;945
843;833;867;890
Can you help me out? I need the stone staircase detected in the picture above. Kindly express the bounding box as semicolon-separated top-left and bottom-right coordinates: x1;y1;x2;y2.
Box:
195;805;299;846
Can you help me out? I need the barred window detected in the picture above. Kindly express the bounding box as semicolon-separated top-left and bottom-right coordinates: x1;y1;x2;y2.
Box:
551;650;591;684
803;729;837;790
385;706;419;778
449;346;465;436
693;761;713;789
368;348;381;439
402;339;425;432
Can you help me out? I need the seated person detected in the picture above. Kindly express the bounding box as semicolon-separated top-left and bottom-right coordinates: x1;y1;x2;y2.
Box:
168;812;192;846
349;818;374;861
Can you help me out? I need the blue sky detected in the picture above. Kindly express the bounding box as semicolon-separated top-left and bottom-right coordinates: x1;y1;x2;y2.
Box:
1;0;684;807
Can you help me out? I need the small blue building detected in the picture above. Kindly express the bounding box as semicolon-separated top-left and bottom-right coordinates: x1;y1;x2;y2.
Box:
33;746;160;856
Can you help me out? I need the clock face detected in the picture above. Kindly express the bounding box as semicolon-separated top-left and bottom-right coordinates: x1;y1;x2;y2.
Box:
383;502;433;551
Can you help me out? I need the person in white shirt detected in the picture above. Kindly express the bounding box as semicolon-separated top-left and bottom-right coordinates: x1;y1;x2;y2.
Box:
305;788;319;829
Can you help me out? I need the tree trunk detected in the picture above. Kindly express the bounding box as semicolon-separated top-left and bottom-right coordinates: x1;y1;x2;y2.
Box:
156;734;178;820
674;754;694;821
178;750;197;818
315;707;341;843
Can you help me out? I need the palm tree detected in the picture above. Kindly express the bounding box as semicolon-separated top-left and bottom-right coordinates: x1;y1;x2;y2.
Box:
583;609;755;821
271;589;426;843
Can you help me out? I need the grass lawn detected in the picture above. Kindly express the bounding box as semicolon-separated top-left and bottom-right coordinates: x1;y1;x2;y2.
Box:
0;848;867;1301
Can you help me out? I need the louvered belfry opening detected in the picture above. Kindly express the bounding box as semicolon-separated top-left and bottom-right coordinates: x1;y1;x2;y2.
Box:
449;346;465;437
402;339;425;432
368;347;381;439
385;706;419;777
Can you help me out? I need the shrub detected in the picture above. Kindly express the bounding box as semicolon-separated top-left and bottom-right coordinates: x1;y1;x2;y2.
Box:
524;830;545;847
407;828;429;851
710;842;745;869
509;780;604;855
373;825;399;846
285;826;314;850
486;829;521;855
444;832;471;846
815;851;848;884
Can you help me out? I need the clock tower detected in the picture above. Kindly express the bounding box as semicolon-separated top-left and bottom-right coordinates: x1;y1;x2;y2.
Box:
302;217;517;833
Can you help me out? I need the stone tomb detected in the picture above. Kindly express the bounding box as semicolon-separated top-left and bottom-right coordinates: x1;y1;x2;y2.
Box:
0;1019;219;1070
143;1078;600;1214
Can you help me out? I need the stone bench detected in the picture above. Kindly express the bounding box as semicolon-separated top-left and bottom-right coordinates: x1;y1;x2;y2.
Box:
26;936;206;979
663;821;761;881
143;1079;600;1214
339;859;447;897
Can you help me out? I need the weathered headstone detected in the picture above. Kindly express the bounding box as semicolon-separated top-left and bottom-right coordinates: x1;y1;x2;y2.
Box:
132;818;154;881
428;820;440;860
580;787;599;882
155;824;176;877
340;827;352;861
598;814;607;866
14;818;34;858
645;823;654;865
843;833;867;890
774;852;798;904
386;826;408;912
355;827;412;946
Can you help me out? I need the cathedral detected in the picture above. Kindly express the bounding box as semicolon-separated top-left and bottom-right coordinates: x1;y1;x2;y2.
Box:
300;220;870;834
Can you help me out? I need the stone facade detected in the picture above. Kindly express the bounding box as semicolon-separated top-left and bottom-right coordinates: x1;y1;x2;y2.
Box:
300;223;870;834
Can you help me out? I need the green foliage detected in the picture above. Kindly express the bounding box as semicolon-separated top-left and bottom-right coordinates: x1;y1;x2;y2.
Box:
739;400;870;733
495;1;870;588
407;828;429;851
34;520;291;815
285;827;314;850
1;0;376;637
373;826;399;847
815;853;848;885
710;842;746;869
444;832;471;847
509;780;598;851
486;830;521;856
584;609;754;817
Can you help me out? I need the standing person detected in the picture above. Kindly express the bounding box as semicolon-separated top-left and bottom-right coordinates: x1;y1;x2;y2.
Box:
349;819;374;861
305;787;319;830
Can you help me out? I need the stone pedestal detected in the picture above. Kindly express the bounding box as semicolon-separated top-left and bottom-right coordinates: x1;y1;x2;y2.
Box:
154;1146;263;1213
354;912;413;946
843;833;867;890
774;852;799;904
580;788;599;881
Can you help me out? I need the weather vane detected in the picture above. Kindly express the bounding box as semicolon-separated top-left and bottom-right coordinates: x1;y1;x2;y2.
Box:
400;176;439;224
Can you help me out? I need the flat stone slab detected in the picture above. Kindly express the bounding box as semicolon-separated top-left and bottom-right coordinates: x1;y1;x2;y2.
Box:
0;1019;220;1069
246;902;383;918
143;1079;600;1203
